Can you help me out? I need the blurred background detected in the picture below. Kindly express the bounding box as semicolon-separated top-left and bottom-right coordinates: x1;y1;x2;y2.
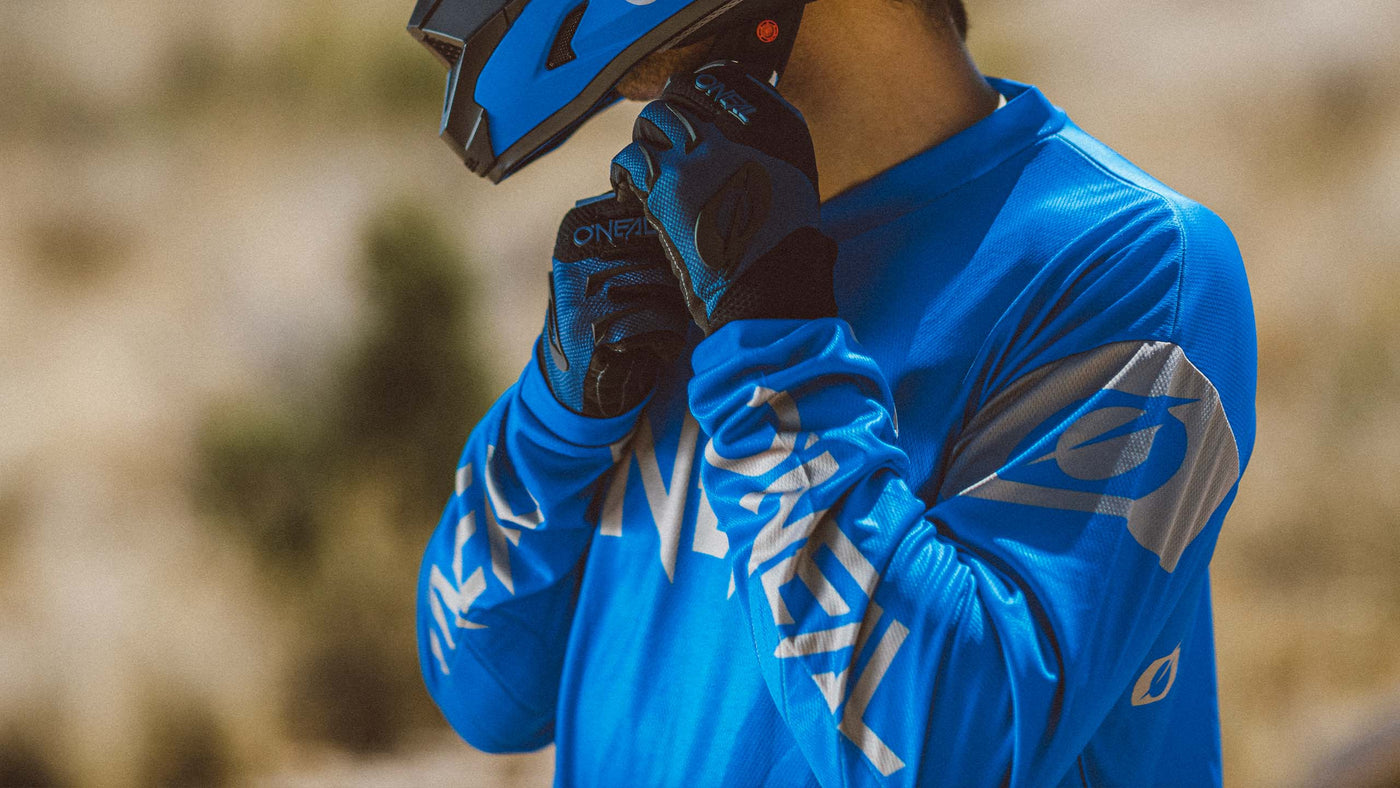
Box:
1;0;1397;785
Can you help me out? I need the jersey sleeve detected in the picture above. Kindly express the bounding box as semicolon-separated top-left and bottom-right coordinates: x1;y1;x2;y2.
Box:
416;352;641;752
686;209;1255;785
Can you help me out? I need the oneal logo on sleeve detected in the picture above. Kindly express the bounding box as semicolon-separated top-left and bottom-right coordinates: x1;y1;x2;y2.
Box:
573;216;655;248
954;342;1240;574
694;72;756;124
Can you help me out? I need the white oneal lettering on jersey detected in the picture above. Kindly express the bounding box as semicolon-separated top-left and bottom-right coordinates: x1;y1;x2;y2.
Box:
599;437;631;537
481;445;543;593
714;386;909;776
427;446;550;674
599;412;726;578
428;463;489;675
692;477;728;559
639;416;696;580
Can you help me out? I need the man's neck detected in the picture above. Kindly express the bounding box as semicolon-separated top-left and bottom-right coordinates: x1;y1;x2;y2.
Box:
778;0;1001;202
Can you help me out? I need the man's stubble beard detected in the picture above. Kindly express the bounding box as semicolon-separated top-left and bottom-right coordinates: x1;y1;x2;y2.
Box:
615;39;716;101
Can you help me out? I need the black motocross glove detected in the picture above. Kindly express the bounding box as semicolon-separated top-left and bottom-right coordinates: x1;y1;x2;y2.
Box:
610;61;838;336
538;192;690;418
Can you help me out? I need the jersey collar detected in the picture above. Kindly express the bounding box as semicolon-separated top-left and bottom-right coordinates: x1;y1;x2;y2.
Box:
820;78;1067;241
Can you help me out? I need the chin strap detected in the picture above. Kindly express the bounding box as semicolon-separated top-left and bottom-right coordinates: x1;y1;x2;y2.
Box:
701;0;811;85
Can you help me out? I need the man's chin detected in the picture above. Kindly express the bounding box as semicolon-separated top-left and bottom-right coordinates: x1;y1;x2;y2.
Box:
616;39;714;102
616;81;664;102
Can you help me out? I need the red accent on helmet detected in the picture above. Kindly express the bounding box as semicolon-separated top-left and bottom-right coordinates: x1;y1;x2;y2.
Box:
755;19;780;44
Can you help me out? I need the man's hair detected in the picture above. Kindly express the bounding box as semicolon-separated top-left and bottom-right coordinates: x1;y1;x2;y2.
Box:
950;0;968;38
932;0;969;39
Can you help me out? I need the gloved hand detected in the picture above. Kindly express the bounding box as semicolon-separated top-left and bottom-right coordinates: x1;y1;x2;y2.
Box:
538;192;690;418
610;61;838;337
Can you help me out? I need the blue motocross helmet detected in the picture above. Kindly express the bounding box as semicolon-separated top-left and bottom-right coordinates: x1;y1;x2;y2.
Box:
408;0;810;182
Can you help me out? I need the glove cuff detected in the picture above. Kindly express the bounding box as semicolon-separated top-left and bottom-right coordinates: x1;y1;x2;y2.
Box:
708;227;838;331
537;330;680;419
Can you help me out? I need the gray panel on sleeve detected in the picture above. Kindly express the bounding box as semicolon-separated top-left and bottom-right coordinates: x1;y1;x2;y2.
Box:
940;342;1239;572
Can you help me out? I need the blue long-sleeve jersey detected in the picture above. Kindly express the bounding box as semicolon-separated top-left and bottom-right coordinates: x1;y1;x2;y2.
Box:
416;79;1256;787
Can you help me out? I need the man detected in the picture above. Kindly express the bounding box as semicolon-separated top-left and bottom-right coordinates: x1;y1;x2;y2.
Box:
410;0;1256;784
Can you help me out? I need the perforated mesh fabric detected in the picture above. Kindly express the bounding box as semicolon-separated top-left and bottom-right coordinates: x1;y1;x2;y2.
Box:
546;2;588;70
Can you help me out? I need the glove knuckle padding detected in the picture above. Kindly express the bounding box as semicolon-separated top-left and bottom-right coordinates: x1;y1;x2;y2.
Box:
694;160;772;277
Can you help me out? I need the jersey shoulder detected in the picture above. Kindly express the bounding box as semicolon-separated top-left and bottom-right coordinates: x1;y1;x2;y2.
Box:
1057;122;1244;264
1056;121;1255;442
978;121;1257;456
1013;119;1252;345
1033;119;1249;314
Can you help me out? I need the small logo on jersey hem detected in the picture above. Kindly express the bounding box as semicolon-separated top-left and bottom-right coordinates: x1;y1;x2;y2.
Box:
1131;643;1180;706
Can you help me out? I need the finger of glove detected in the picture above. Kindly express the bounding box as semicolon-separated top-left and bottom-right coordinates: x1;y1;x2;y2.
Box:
600;329;687;367
551;256;686;349
592;304;688;350
584;344;670;419
598;270;686;313
636;100;700;154
584;256;676;291
553;258;672;323
591;264;688;339
659;62;819;191
610;141;662;200
594;269;688;331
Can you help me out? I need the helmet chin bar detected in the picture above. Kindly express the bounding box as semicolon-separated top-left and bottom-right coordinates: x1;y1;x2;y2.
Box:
439;13;509;175
409;0;524;179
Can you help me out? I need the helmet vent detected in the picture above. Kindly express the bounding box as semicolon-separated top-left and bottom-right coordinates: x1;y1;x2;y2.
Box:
425;36;464;66
546;1;588;70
